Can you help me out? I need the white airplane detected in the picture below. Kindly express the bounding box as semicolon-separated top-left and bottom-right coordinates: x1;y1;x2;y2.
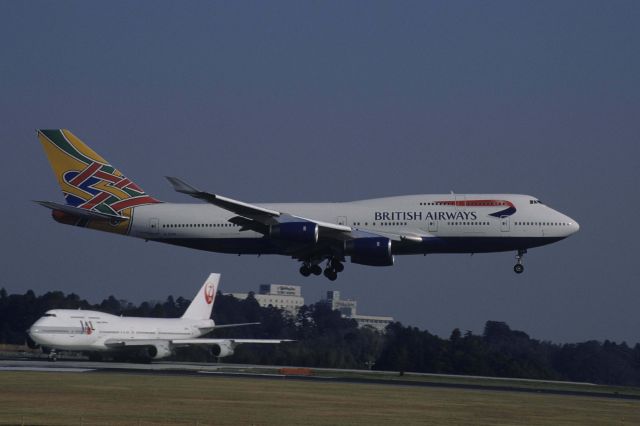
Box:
28;273;291;361
36;130;579;280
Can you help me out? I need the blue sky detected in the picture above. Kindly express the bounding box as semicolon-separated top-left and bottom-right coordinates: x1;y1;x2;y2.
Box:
1;1;639;343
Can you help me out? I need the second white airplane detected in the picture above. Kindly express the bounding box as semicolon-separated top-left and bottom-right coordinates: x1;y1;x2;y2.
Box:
36;130;579;280
28;273;291;361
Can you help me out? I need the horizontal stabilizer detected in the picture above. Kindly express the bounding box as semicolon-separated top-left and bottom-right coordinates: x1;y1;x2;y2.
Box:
34;200;129;223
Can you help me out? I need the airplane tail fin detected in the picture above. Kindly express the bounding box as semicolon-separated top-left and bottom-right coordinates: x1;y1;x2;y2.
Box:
37;129;160;220
182;273;220;320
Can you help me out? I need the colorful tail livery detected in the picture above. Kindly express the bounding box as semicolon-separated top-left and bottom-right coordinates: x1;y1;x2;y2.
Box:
36;129;160;234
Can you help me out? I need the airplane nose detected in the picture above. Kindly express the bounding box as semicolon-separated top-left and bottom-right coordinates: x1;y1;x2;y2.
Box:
568;218;580;234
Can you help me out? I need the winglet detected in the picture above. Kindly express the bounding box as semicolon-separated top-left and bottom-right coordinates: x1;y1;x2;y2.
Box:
165;176;203;196
165;177;281;219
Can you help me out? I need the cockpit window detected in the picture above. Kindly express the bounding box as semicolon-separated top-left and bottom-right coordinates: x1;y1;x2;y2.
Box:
529;199;543;205
44;313;57;317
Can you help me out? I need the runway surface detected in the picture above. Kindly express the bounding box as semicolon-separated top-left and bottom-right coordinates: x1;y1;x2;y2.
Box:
1;358;638;401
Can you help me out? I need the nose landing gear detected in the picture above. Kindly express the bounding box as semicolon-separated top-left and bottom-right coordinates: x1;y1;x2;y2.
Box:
514;249;526;274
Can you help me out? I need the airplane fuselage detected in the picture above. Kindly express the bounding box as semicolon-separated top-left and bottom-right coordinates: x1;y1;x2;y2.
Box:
29;310;213;352
126;194;579;256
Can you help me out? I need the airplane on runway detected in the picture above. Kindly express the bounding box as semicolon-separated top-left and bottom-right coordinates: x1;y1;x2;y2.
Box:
28;273;291;361
36;129;579;280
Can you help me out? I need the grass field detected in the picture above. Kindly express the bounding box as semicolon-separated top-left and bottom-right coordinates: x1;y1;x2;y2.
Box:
1;372;639;425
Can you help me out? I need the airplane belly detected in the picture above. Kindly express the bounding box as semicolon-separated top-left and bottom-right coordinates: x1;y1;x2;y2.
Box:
393;236;566;255
151;237;285;255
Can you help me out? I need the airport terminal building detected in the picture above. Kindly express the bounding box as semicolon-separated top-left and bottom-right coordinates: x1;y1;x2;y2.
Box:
228;284;304;315
228;286;394;332
325;290;394;332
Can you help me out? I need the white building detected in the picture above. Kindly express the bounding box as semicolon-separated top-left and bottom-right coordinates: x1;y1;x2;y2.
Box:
326;290;394;332
228;284;304;315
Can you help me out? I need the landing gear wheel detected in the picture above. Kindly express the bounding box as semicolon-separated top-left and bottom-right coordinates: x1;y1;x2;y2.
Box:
514;249;527;274
324;268;338;281
311;265;322;276
299;265;311;277
333;261;344;273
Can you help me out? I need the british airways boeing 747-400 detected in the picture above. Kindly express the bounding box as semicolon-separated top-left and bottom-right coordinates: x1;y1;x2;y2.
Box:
36;129;579;281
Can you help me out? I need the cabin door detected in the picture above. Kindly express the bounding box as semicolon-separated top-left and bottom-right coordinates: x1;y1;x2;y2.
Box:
500;216;510;232
149;218;159;234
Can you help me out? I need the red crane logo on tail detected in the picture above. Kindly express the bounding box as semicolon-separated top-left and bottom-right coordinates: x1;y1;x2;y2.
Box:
204;282;215;304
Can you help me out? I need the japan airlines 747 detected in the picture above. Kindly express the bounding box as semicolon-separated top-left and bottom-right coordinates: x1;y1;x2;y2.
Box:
28;273;291;361
36;129;579;281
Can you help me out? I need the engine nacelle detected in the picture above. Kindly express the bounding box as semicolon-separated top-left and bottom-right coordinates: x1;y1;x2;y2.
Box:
211;341;236;358
345;237;394;266
143;342;173;360
270;221;318;244
26;335;40;349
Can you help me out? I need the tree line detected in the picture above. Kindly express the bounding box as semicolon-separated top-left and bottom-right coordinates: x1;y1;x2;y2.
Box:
1;287;639;386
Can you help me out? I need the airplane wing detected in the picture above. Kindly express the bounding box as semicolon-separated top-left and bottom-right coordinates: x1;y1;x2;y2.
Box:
165;177;351;235
104;338;293;347
165;177;281;224
170;338;294;347
165;177;430;265
203;322;260;330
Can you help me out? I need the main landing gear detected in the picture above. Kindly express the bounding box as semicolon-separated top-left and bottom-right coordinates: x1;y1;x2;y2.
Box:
514;249;526;274
300;258;344;281
299;263;321;277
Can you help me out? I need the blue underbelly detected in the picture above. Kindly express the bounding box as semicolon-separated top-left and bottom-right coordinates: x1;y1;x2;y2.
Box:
152;236;565;255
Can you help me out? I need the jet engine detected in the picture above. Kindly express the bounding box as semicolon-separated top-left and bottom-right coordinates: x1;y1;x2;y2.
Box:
142;342;172;360
345;237;394;266
270;222;318;244
211;340;236;358
25;335;40;349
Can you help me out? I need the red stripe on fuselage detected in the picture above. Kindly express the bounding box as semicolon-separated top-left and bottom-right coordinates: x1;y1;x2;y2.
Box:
436;199;514;208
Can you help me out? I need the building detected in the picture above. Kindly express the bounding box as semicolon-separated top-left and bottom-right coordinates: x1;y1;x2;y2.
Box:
326;290;393;332
228;284;304;315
